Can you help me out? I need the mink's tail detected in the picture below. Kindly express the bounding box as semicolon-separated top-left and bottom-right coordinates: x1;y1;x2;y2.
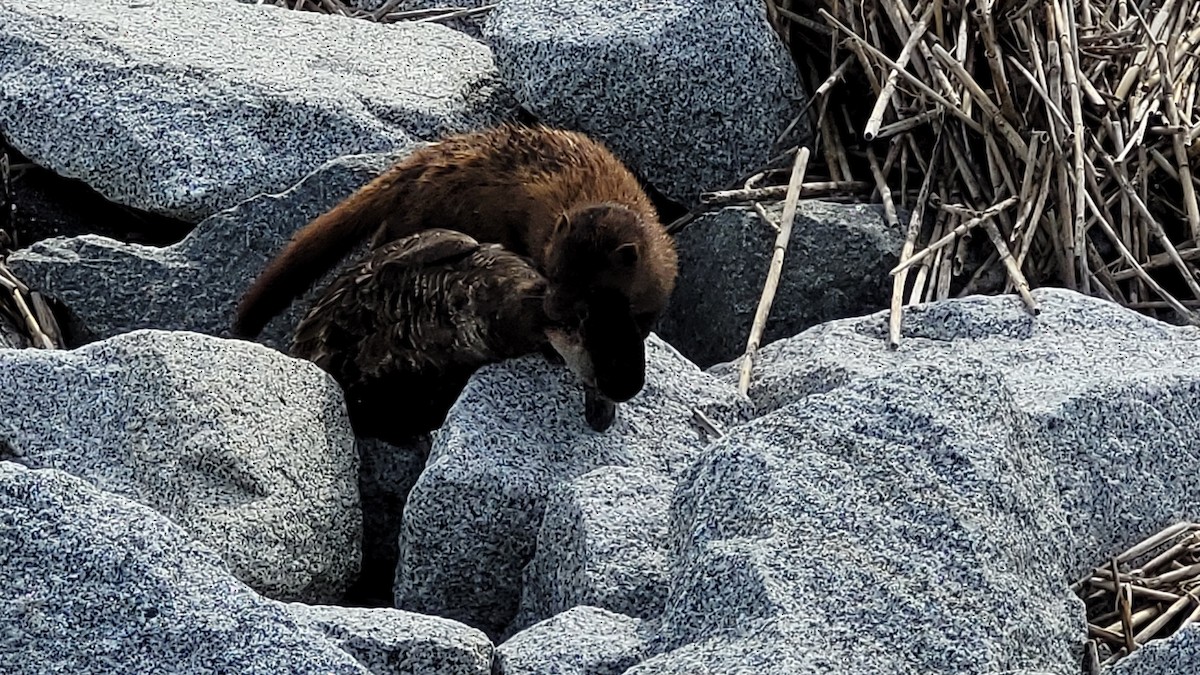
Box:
233;166;407;338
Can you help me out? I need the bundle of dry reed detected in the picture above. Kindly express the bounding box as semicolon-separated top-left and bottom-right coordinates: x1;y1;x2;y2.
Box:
1073;522;1200;669
760;0;1200;346
0;153;62;350
258;0;495;25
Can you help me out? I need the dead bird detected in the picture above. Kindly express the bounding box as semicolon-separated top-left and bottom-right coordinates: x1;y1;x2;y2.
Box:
288;228;623;445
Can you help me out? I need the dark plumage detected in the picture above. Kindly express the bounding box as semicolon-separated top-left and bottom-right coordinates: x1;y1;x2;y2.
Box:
289;228;616;445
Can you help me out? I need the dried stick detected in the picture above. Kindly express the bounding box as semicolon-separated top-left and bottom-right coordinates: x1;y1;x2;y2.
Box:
929;42;1030;156
737;147;811;396
29;292;63;350
982;219;1040;314
862;142;907;348
1055;0;1089;291
817;9;985;135
699;181;870;205
864;2;935;140
890;197;1020;276
1096;147;1200;302
1155;46;1200;241
973;0;1020;125
2;282;53;349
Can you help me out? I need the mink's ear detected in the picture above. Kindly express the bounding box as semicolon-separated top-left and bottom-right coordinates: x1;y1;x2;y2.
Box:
553;211;571;239
611;242;640;268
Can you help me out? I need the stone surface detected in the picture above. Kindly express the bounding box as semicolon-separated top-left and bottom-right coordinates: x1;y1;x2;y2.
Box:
285;602;493;675
0;329;361;603
512;466;673;634
1;139;193;249
484;0;807;205
394;335;752;637
1107;625;1200;674
638;366;1082;674
8;149;414;351
657;201;904;368
710;288;1200;576
0;0;513;222
0;462;372;674
495;606;650;675
491;289;1200;674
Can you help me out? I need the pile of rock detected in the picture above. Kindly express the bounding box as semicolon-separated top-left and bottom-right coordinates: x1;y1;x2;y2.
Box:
4;1;1200;674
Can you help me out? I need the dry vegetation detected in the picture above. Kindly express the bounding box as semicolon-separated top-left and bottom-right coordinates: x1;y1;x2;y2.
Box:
249;0;494;24
752;0;1200;349
1074;522;1200;668
748;2;1200;663
0;155;62;350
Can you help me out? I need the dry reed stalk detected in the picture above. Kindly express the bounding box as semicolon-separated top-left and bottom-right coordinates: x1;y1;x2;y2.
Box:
982;219;1039;313
0;270;53;349
1055;0;1089;291
930;43;1028;156
1155;46;1200;241
1111;246;1200;280
754;202;780;233
267;0;495;24
699;180;870;205
1133;595;1193;644
818;9;984;136
887;131;944;347
862;145;901;348
775;55;855;148
864;2;935;140
1072;522;1200;664
933;233;956;299
28;292;63;349
1085;579;1183;603
737;147;812;396
407;5;495;24
889;197;1019;276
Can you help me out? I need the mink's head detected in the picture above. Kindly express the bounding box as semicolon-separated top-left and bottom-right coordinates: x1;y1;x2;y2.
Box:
579;287;646;403
543;203;674;337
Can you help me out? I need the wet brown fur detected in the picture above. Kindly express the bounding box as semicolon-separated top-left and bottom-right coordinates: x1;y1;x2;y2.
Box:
290;229;561;445
234;123;678;344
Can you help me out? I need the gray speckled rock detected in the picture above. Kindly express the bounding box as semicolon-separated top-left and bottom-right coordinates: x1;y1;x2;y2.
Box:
285;603;493;675
0;329;360;603
0;0;513;222
1106;625;1200;673
657;201;905;368
394;335;753;637
485;289;1200;673
711;288;1200;576
642;366;1082;674
484;0;807;205
8;149;413;351
512;466;673;634
495;606;650;675
621;617;806;674
0;462;371;675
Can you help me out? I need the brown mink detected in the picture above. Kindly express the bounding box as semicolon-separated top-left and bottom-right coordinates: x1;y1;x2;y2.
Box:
234;123;677;405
